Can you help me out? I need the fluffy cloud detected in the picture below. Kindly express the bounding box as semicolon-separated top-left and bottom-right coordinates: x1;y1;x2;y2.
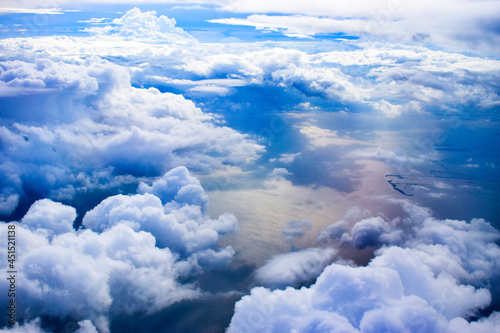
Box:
228;201;500;332
254;247;336;289
0;43;264;216
343;216;403;249
12;0;500;55
0;59;99;97
0;318;99;333
83;166;236;258
0;167;237;332
270;167;292;179
0;190;19;216
21;199;76;238
1;7;499;332
3;9;498;122
83;7;195;43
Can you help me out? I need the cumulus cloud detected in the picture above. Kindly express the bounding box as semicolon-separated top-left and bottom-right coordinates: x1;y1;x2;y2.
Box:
1;7;499;332
0;167;237;332
254;248;336;289
83;7;195;43
0;31;264;216
3;9;498;122
83;166;236;257
270;167;291;178
229;201;500;332
342;216;403;249
0;190;19;216
21;199;76;238
0;59;99;98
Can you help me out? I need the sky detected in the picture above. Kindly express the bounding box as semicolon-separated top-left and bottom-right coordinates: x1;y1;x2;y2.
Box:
0;1;499;332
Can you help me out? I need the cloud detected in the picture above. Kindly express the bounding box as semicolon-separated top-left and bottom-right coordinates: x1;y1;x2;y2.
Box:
213;0;500;55
270;167;291;178
6;0;500;53
0;190;19;216
299;125;367;148
1;7;499;332
0;168;237;331
3;10;498;120
0;8;62;14
83;7;195;43
83;166;236;257
209;15;369;38
254;248;336;289
228;201;500;332
269;153;300;164
0;59;99;97
21;199;76;238
0;34;264;216
137;166;209;209
343;216;403;249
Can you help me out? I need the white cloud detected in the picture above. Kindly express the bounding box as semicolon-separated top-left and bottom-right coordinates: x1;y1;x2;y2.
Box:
0;59;99;97
83;7;195;43
84;166;236;257
0;47;264;212
0;319;47;332
270;167;291;178
1;7;499;331
269;153;300;164
0;191;19;216
344;216;403;249
209;15;369;38
0;168;237;332
229;201;500;332
0;8;62;14
299;125;367;148
213;0;500;55
137;166;209;209
21;199;76;238
254;248;337;289
5;0;500;52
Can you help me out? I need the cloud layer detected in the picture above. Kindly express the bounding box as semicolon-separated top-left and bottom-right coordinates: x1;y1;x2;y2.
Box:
0;6;499;333
213;0;500;54
0;17;265;217
228;201;500;332
0;167;236;332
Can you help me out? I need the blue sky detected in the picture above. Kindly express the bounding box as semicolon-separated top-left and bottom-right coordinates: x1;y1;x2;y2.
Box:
0;1;500;332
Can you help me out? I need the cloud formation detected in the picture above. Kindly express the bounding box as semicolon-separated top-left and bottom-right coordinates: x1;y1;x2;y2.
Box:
213;0;500;54
0;26;264;217
254;247;336;289
1;7;499;332
83;7;195;43
228;201;500;332
0;167;237;332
